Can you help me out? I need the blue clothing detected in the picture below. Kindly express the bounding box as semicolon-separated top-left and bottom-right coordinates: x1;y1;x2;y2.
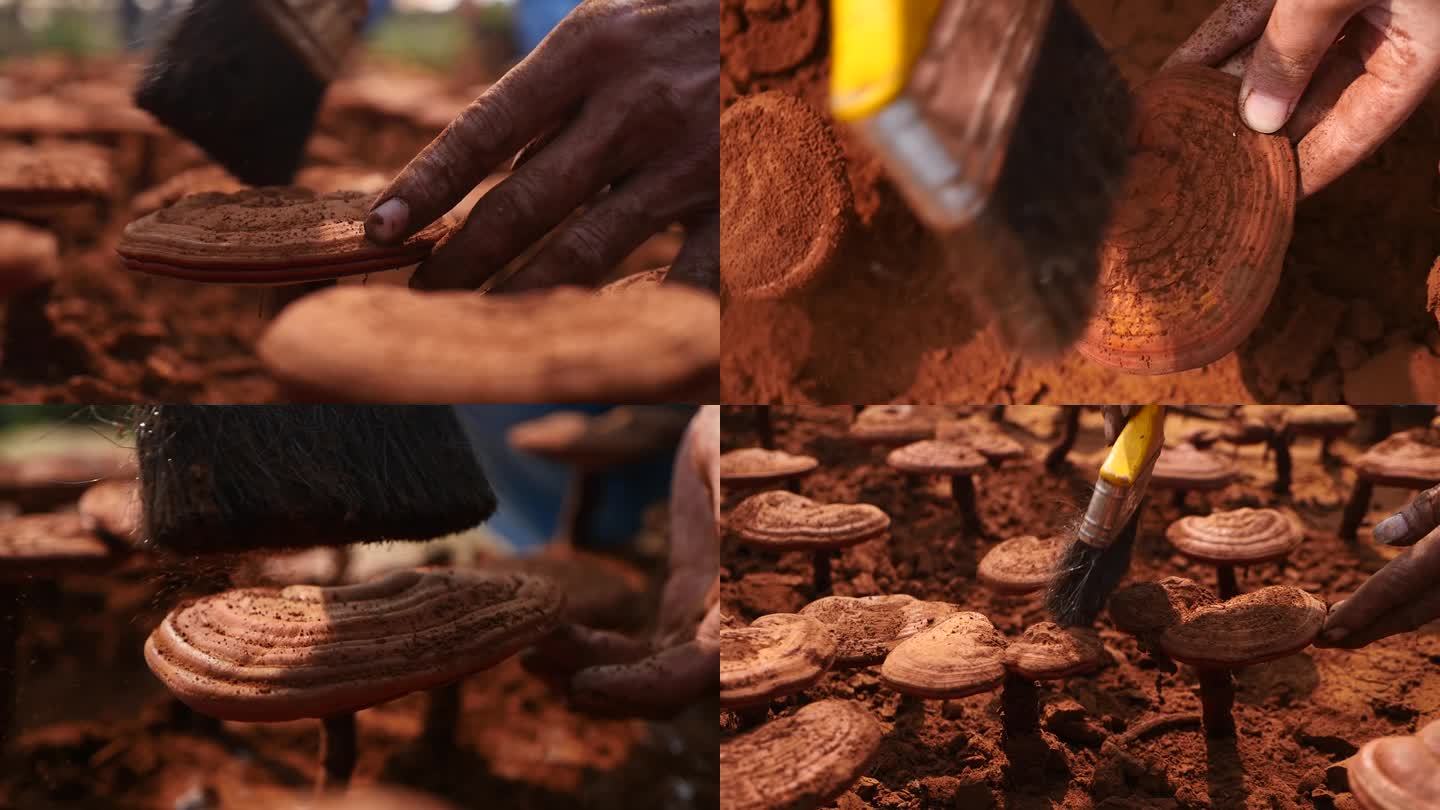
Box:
515;0;582;54
454;405;681;553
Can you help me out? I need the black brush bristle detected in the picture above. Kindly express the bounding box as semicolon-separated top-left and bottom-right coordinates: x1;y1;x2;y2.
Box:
134;0;323;186
1046;501;1142;626
135;406;497;554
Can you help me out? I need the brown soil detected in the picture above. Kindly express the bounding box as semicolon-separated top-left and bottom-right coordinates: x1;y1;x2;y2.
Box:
721;405;1440;808
720;0;1440;403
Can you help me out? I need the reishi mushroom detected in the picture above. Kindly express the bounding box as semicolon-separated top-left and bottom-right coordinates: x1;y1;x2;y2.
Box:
886;439;990;538
799;594;959;667
727;491;890;595
1282;405;1357;463
935;419;1027;466
847;406;938;445
0;222;58;296
1076;65;1296;374
1156;584;1326;737
1340;431;1440;541
719;700;882;810
1345;719;1440;810
0;140;113;208
258;285;719;403
719;448;819;490
1001;622;1108;739
880;611;1007;699
720;613;836;710
977;534;1066;596
144;569;563;791
1165;508;1303;598
1150;442;1238;508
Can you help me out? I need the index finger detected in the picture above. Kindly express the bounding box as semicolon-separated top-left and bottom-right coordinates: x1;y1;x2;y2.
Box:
1373;483;1440;546
1318;530;1440;645
1163;0;1273;70
365;27;591;245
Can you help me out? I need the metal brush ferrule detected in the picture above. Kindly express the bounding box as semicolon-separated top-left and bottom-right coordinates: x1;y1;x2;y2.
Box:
1078;476;1125;549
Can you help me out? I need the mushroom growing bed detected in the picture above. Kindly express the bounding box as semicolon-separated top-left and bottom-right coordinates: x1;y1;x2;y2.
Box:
720;405;1440;808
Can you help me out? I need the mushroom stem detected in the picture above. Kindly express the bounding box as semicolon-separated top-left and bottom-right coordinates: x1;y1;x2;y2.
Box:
812;549;833;595
1339;478;1374;542
1269;432;1292;496
1215;565;1240;600
1318;437;1334;464
0;583;21;750
949;474;984;538
318;712;357;792
1172;489;1188;511
1001;672;1041;740
420;682;462;750
559;469;604;550
1196;669;1236;738
755;405;775;450
1044;408;1081;473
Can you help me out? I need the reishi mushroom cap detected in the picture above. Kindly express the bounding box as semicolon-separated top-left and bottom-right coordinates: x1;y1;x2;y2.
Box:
719;699;882;810
0;221;58;295
258;285;719;403
1150;443;1238;490
977;534;1065;594
799;594;960;666
0;513;114;576
143;569;563;722
1282;405;1357;437
0;141;112;204
727;491;890;552
880;612;1007;698
720;448;820;487
78;478;140;546
117;188;455;283
885;440;987;476
1076;65;1296;374
1356;432;1440;487
1347;720;1440;810
507;407;692;468
721;613;837;709
1003;622;1107;680
1109;576;1221;639
935;420;1027;462
1158;585;1326;669
1165;507;1303;565
848;406;938;444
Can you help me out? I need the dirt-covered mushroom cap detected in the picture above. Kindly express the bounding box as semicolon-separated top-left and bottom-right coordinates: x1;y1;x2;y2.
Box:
1150;443;1238;490
1356;432;1440;487
721;613;837;709
0;140;112;204
1003;622;1107;680
848;406;938;444
935;420;1027;462
1282;405;1357;438
144;570;563;722
886;440;986;476
1165;508;1303;565
799;594;960;666
1158;585;1325;669
117;188;455;283
720;448;820;487
977;535;1064;594
0;221;58;294
1223;405;1286;445
78;479;140;546
0;513;114;577
880;612;1007;698
1108;576;1221;639
507;407;691;468
727;491;890;552
259;285;719;403
720;700;882;810
1348;720;1440;810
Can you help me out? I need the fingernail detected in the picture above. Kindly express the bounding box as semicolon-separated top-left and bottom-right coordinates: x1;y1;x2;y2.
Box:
1374;514;1411;545
366;198;409;243
1321;627;1348;644
1242;90;1289;134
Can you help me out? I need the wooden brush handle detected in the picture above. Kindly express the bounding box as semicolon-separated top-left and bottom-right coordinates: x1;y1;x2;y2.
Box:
255;0;369;81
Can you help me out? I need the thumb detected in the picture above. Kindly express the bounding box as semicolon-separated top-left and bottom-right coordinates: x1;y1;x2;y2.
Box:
1240;0;1364;134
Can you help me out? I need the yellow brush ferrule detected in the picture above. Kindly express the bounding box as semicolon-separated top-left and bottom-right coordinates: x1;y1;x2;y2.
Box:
830;0;942;122
1099;405;1165;487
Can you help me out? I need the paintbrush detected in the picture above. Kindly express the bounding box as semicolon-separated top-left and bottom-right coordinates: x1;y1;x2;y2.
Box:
135;405;496;554
133;0;369;186
1047;404;1166;626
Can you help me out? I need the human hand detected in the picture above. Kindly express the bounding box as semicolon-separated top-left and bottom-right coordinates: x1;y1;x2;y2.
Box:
524;405;719;718
365;0;719;293
1165;0;1440;197
1317;482;1440;648
1103;405;1141;445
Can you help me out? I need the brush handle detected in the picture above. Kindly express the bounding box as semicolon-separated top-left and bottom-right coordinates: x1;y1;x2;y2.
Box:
255;0;369;81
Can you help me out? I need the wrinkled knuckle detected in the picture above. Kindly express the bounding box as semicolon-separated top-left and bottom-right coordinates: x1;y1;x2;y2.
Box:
553;221;613;270
1257;46;1321;84
488;174;548;230
453;93;515;147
